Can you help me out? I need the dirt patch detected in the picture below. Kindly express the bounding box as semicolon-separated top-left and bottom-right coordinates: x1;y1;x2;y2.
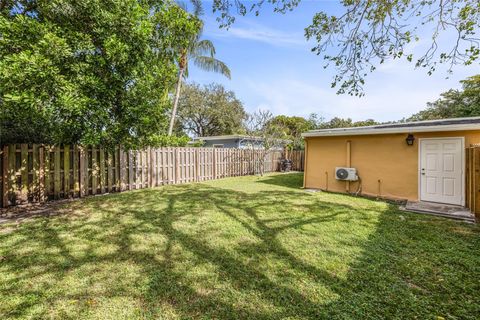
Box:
0;198;81;225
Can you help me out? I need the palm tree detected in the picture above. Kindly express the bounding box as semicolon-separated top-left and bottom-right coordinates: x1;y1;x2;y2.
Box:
168;2;231;136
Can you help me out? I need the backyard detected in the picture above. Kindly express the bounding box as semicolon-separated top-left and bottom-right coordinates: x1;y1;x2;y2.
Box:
1;172;479;319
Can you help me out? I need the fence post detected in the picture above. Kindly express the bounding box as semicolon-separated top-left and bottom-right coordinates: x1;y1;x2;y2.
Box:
474;148;480;217
39;145;45;202
44;146;51;200
53;146;61;199
73;145;79;197
92;147;98;195
119;147;126;191
20;144;28;201
141;150;146;188
114;147;120;191
79;146;86;197
174;148;179;184
107;149;113;192
128;150;134;190
213;148;217;179
64;145;70;197
32;144;39;201
149;147;154;188
195;148;199;182
2;146;8;207
99;147;105;194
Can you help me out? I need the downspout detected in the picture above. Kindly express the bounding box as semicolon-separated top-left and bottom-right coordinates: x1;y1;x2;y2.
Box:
303;139;308;188
346;140;351;193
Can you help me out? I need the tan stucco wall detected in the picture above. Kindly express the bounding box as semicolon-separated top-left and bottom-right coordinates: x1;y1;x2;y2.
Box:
304;130;480;201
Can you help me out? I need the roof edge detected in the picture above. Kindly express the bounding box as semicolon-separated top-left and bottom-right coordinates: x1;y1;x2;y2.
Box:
302;123;479;138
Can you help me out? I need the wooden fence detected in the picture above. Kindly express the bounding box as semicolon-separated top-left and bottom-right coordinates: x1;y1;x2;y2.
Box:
466;145;480;218
288;150;305;172
0;145;305;208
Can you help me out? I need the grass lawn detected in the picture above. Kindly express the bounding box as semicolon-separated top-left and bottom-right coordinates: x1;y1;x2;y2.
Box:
1;173;479;319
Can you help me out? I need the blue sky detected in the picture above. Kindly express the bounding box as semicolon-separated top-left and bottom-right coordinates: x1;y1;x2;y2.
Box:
189;1;476;122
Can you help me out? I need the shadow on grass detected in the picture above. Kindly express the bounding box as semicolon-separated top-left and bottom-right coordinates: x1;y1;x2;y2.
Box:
255;172;305;189
1;174;479;319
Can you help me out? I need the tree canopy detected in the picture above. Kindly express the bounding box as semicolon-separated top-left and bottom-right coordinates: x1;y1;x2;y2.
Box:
268;115;316;150
408;74;480;120
0;0;200;148
316;117;379;129
168;0;231;136
211;0;480;96
175;82;246;137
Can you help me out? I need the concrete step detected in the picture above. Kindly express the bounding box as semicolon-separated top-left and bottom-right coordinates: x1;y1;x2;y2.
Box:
400;201;475;223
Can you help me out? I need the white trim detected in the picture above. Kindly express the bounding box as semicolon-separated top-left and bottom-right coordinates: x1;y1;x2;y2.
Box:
418;137;465;206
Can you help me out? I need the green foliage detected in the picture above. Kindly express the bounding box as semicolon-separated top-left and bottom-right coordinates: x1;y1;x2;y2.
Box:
145;134;191;147
183;5;231;80
0;0;200;148
316;117;379;129
168;1;231;136
188;139;205;147
175;82;246;137
408;74;480;121
268;115;315;150
211;0;480;96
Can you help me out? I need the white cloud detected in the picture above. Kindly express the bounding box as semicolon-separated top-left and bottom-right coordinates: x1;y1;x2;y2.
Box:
205;20;309;47
197;14;474;123
241;77;453;122
226;27;306;46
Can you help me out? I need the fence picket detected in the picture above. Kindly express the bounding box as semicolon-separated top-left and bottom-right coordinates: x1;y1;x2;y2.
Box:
0;144;300;207
32;145;39;201
20;144;28;201
79;146;86;197
99;148;105;194
126;151;132;190
53;146;61;199
91;147;97;195
115;147;120;191
39;146;45;202
64;145;70;197
45;146;51;199
2;146;8;206
73;146;79;197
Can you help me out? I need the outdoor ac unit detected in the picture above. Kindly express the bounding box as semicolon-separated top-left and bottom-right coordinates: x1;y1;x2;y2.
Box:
335;167;358;181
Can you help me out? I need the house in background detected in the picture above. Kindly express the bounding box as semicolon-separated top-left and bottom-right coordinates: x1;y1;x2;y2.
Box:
191;135;288;150
302;117;480;220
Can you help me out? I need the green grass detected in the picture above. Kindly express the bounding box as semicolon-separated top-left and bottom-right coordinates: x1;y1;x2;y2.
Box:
1;173;479;319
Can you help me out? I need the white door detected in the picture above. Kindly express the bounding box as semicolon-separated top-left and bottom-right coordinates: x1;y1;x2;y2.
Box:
420;138;463;205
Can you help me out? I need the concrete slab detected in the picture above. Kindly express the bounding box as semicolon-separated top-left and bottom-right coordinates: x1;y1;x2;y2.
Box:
401;201;475;222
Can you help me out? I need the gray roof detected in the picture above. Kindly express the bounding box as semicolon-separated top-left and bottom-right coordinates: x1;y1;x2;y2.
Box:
367;117;480;129
302;117;480;137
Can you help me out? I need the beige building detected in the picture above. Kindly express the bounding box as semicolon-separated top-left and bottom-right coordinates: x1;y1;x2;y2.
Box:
302;117;480;207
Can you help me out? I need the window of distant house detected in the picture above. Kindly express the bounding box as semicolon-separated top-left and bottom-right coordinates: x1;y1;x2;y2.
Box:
212;144;224;148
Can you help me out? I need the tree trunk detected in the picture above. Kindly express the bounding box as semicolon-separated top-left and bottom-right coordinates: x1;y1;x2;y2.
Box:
259;150;266;176
168;67;185;136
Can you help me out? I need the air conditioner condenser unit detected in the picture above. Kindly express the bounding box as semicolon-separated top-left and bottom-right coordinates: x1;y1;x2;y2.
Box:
335;167;358;181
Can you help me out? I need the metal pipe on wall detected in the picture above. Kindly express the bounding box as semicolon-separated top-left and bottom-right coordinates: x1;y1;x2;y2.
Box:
346;140;351;192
